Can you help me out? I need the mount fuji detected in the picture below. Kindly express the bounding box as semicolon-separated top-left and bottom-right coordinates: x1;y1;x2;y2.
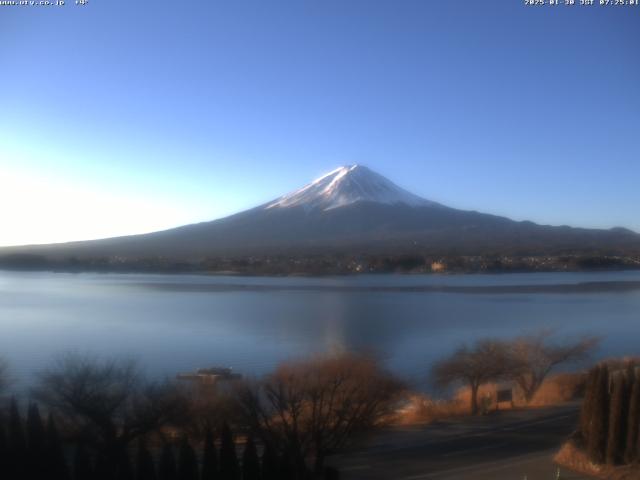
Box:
2;165;639;264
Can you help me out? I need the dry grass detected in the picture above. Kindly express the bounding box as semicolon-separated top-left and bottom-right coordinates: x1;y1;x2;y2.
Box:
554;441;604;478
554;441;640;480
397;373;586;425
397;384;505;425
396;394;467;425
529;372;586;406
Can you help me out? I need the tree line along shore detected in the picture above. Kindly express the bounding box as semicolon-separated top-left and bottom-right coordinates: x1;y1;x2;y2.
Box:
1;252;639;275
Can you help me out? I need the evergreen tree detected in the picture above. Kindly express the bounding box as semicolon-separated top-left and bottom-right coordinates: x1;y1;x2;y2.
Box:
260;443;279;480
323;466;340;480
241;436;261;480
606;375;628;464
278;449;294;480
588;365;609;464
201;428;218;480
136;440;157;480
624;375;640;464
0;419;7;476
116;448;135;480
26;403;47;480
7;398;27;479
94;454;115;480
159;443;178;480
74;443;94;480
46;414;71;480
178;437;199;480
219;423;239;480
580;367;599;441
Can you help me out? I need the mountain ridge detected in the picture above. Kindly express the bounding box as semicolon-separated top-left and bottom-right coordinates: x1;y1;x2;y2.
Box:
1;166;639;266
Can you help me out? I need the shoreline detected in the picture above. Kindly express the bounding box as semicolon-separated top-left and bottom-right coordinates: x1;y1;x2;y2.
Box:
130;279;640;295
2;264;640;278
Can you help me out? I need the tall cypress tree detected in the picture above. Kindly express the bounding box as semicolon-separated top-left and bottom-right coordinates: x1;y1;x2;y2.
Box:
201;428;218;480
136;440;157;480
323;466;340;480
580;367;599;442
606;375;627;465
7;398;27;479
260;442;279;480
0;418;8;476
74;443;94;480
588;365;609;464
278;448;294;480
219;423;239;480
178;437;199;480
159;443;178;480
47;414;71;480
116;448;135;480
46;414;70;480
241;436;261;480
94;453;115;480
624;375;640;464
26;403;47;480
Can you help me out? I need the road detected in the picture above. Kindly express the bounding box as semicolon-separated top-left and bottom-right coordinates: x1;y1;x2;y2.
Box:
328;403;591;480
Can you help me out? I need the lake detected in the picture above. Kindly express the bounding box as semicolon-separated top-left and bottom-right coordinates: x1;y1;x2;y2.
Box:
1;270;640;390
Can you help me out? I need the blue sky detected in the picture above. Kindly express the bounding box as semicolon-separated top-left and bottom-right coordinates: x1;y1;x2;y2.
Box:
1;0;639;245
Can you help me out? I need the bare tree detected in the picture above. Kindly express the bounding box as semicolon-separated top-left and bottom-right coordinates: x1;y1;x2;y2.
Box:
507;331;599;402
432;339;511;415
236;353;404;476
180;384;242;438
33;353;188;468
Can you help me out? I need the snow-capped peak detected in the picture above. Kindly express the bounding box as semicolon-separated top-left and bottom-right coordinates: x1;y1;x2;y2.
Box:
265;165;438;211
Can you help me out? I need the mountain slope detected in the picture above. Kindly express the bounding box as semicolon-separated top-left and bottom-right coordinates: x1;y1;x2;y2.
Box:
2;165;640;262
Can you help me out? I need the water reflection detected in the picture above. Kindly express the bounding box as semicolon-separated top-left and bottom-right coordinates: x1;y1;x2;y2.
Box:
0;270;639;390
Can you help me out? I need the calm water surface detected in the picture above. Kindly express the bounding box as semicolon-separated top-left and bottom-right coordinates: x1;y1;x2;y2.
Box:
1;270;639;389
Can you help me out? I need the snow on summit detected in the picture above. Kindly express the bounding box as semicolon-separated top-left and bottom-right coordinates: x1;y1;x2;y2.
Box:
266;165;437;211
